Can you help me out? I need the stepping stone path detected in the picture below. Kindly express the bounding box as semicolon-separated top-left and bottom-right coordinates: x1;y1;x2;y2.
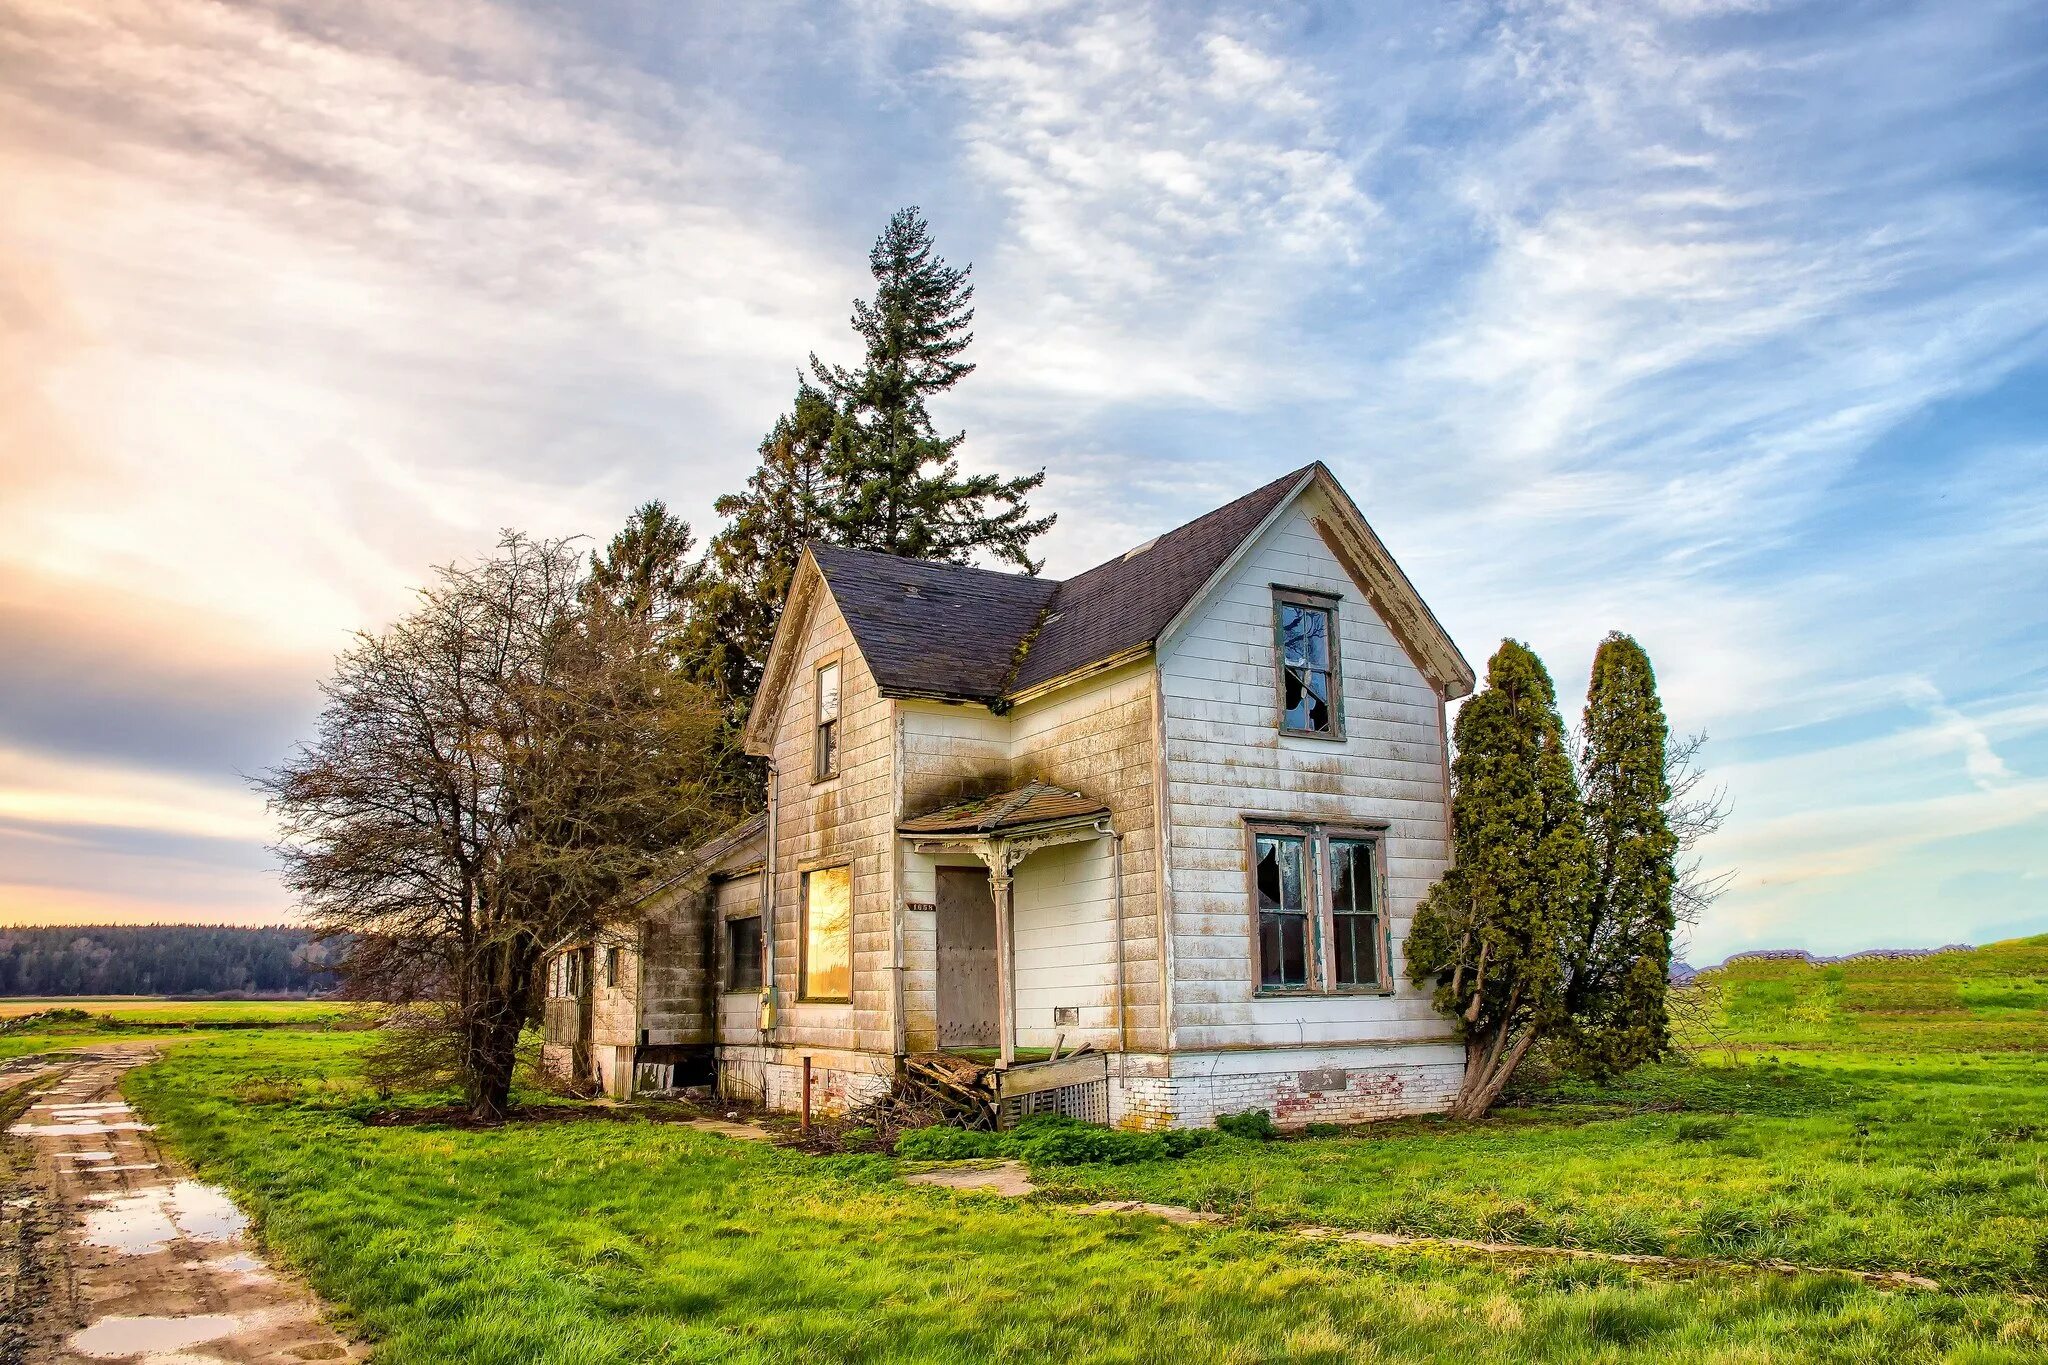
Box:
4;1046;365;1363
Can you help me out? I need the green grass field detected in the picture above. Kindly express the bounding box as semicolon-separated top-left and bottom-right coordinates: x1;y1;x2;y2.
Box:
13;941;2046;1361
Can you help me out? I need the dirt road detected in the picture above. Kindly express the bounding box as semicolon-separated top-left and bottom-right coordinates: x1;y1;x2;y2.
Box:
1;1047;363;1364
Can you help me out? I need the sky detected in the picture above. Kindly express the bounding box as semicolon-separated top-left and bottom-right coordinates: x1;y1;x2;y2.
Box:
0;0;2043;965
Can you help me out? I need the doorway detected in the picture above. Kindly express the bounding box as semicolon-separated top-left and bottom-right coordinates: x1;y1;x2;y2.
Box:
935;866;998;1049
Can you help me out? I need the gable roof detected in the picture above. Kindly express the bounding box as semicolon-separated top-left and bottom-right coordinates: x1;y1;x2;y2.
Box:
806;543;1057;703
1009;465;1310;693
744;462;1470;752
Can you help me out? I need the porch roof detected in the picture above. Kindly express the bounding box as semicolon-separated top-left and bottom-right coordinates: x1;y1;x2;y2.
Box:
897;781;1108;835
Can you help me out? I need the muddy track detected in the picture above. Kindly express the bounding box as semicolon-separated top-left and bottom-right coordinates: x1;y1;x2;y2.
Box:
1;1047;363;1364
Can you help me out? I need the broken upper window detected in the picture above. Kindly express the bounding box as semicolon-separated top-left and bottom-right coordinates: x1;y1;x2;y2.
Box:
1251;824;1388;993
604;945;622;990
725;915;763;993
813;659;841;780
801;865;852;1001
1275;592;1341;736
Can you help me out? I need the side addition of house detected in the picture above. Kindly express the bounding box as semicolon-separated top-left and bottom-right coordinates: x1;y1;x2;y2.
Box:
544;463;1476;1129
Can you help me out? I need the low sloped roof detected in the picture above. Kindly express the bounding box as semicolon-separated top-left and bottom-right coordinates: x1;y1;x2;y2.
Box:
898;782;1109;835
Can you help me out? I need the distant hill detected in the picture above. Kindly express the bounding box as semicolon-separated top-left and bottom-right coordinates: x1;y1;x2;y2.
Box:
0;925;337;998
1671;943;1974;983
1677;934;2048;1052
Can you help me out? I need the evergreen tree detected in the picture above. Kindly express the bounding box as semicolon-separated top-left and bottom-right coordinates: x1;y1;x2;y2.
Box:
583;501;696;638
1563;632;1679;1076
683;383;838;718
1406;640;1594;1118
810;206;1052;570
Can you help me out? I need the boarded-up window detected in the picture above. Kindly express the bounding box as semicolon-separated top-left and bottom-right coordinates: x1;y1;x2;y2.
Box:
801;865;852;1000
1329;838;1383;987
725;915;763;992
1255;833;1310;988
1275;591;1341;737
813;660;841;780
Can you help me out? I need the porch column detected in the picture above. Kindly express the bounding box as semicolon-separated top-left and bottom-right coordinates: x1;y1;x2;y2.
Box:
989;864;1017;1068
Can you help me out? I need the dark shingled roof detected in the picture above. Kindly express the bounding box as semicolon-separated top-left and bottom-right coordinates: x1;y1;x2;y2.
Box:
1012;465;1309;692
807;543;1057;702
898;782;1109;834
808;464;1314;705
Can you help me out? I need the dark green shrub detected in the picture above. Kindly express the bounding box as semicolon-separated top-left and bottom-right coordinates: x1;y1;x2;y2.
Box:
894;1127;1003;1161
1161;1128;1220;1158
1302;1122;1345;1138
1215;1109;1278;1140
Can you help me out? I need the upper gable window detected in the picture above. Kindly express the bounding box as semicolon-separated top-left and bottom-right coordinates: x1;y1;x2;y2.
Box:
813;659;841;781
1274;589;1342;737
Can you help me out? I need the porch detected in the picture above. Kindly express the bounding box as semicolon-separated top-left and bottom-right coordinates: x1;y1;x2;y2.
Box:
899;781;1128;1077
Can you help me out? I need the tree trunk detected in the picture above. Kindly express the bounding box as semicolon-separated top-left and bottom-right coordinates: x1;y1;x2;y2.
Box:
465;1005;523;1122
1446;1025;1538;1120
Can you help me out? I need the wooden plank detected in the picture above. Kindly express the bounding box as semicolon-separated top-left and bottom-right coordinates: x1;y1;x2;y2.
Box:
995;1051;1108;1099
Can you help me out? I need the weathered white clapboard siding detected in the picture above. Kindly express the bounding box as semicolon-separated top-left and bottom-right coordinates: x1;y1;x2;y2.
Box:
1005;661;1162;1052
1155;485;1457;1051
765;586;896;1056
891;660;1163;1055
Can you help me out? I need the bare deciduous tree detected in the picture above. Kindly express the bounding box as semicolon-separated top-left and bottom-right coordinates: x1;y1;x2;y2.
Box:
262;534;732;1121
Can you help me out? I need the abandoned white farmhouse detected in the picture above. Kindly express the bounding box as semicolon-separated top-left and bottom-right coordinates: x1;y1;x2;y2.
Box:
543;462;1477;1129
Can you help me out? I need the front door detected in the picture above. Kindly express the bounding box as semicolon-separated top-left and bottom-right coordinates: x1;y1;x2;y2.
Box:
936;867;998;1049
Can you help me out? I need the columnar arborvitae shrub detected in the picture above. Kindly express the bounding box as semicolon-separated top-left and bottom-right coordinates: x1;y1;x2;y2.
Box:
1406;640;1594;1119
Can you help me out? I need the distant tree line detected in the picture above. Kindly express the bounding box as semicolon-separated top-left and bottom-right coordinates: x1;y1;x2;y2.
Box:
0;925;338;998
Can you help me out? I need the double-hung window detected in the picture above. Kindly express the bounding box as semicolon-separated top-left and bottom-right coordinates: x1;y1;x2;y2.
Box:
1254;831;1311;989
813;659;842;780
1274;589;1342;737
1248;822;1389;993
724;914;763;993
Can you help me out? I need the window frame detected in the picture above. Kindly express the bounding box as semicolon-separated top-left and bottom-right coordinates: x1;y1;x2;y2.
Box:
723;913;764;994
603;944;622;991
812;654;843;782
1244;819;1392;997
1271;587;1345;740
798;863;854;1003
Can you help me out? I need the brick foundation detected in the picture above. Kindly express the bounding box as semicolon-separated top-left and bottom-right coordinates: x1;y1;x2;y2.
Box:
1110;1050;1464;1130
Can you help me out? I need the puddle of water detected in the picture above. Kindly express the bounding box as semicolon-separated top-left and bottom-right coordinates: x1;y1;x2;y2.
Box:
82;1180;251;1255
66;1310;265;1359
61;1151;116;1162
7;1120;152;1136
195;1250;268;1274
89;1163;162;1173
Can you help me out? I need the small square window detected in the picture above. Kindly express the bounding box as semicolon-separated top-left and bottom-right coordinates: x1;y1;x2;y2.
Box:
724;915;763;992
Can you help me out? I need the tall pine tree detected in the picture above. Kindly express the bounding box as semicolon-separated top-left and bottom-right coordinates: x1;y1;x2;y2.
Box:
1563;632;1679;1076
684;383;839;719
810;206;1052;570
1406;640;1594;1119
